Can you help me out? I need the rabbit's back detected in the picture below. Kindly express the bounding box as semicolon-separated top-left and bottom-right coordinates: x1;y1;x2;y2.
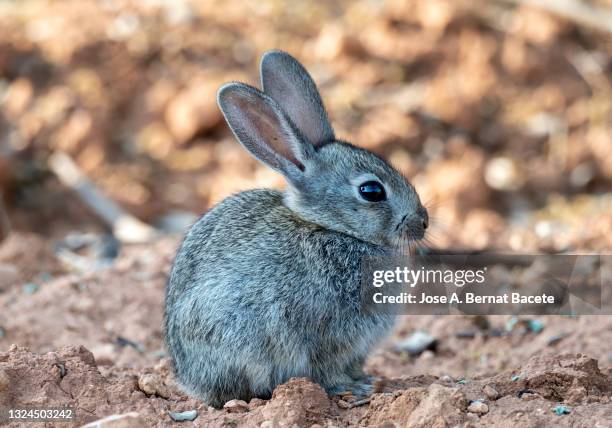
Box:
166;188;383;312
164;189;393;406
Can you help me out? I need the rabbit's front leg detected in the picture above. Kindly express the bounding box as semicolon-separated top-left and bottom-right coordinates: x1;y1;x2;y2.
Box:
345;355;369;380
324;361;377;398
325;376;374;398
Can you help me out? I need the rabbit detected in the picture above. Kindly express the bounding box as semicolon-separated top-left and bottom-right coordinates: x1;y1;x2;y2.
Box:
164;50;428;408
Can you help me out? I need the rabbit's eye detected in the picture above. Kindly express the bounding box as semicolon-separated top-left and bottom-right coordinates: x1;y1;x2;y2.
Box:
358;181;386;202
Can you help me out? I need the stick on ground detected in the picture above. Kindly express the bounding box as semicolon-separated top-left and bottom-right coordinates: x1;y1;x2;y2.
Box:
48;151;158;244
498;0;612;35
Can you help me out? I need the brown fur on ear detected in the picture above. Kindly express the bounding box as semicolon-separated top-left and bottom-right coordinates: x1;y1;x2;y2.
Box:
217;82;314;186
224;86;304;170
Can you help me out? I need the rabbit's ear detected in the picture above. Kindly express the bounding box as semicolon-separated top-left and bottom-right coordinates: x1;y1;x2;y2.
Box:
217;82;314;185
260;50;335;147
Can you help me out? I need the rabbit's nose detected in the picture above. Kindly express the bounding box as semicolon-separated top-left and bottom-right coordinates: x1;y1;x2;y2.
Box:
411;218;426;238
416;206;429;232
410;209;428;238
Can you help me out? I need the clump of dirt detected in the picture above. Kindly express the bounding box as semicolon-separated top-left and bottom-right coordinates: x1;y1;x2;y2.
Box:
0;345;206;427
256;379;333;427
361;383;468;427
510;354;610;402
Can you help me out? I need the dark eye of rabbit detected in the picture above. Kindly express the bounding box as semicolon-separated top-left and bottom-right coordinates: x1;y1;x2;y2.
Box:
358;181;386;202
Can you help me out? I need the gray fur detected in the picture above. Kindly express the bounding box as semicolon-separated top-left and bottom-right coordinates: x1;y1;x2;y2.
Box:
164;51;427;408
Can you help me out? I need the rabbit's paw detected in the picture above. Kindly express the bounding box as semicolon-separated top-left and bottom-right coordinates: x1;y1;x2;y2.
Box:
327;379;375;398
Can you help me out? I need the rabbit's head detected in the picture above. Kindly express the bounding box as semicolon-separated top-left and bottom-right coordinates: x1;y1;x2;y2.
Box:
218;50;427;248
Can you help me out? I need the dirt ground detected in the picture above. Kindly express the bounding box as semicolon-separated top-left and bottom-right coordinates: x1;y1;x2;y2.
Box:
1;0;612;426
0;234;610;427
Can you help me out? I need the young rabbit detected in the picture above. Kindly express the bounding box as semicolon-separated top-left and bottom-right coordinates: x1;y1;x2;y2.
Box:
164;50;428;408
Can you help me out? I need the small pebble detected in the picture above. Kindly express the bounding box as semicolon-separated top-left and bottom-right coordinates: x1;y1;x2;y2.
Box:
547;332;569;346
223;399;249;413
506;318;544;334
483;384;499;400
420;350;435;360
455;330;476;339
54;362;66;378
517;388;536;399
337;399;350;409
526;319;544;333
22;283;39;294
116;336;145;353
440;375;454;383
150;349;168;359
488;328;504;337
169;410;198;422
395;331;437;356
38;272;53;283
553;405;571;415
467;400;489;415
505;317;519;332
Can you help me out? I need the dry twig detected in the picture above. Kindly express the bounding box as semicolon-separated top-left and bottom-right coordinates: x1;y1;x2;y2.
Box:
48;152;157;244
497;0;612;35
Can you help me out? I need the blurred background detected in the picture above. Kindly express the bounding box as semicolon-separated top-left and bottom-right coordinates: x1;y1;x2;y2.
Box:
1;0;611;263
